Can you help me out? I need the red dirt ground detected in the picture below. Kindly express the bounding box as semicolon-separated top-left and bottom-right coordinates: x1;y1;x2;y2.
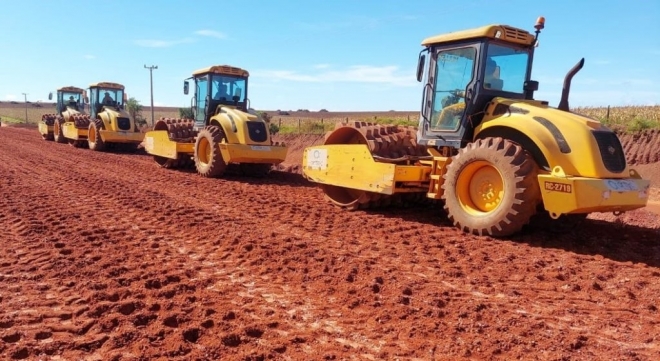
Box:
1;126;660;360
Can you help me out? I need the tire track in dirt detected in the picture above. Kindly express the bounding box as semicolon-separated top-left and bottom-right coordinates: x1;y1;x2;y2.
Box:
1;126;660;360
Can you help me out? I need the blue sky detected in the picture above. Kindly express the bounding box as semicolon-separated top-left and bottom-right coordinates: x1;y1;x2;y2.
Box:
0;0;658;111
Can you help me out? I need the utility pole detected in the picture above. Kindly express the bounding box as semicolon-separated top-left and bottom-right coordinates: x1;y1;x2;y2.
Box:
21;93;28;123
144;65;158;125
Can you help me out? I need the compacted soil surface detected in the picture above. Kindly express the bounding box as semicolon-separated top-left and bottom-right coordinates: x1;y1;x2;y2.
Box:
1;126;659;360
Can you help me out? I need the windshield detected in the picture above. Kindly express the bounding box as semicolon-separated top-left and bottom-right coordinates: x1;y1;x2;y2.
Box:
96;88;124;107
210;74;246;102
59;91;82;112
62;92;81;103
483;43;530;93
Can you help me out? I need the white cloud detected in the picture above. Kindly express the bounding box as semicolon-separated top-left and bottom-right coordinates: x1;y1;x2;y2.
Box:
5;94;16;100
84;54;95;60
252;65;417;87
194;30;227;39
134;38;196;48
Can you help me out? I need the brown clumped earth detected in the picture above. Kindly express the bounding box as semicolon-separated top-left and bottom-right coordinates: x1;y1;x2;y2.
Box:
0;125;659;361
618;130;660;165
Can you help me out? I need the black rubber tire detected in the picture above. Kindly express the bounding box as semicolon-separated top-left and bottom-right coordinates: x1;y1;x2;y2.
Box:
194;125;227;178
441;137;540;237
88;119;106;151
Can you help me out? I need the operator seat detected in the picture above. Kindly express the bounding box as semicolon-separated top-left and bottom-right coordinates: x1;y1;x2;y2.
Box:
484;58;504;90
485;78;504;90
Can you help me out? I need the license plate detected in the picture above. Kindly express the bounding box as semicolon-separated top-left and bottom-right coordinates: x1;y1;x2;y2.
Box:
250;145;271;151
604;179;639;192
544;181;572;193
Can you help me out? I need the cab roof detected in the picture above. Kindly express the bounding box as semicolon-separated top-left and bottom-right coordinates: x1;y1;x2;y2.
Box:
421;24;535;47
89;82;125;90
57;86;84;93
192;65;249;77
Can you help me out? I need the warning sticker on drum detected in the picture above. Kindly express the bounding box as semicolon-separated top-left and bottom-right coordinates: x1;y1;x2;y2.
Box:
306;148;328;170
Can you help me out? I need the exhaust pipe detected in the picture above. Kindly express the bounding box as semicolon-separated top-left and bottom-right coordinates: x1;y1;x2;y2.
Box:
557;58;584;111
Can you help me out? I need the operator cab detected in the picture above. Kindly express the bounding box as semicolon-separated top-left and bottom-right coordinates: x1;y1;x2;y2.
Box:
49;86;84;114
85;82;126;119
184;65;249;131
416;18;545;149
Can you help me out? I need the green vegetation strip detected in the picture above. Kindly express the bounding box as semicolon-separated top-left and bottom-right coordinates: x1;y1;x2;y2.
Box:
0;115;26;124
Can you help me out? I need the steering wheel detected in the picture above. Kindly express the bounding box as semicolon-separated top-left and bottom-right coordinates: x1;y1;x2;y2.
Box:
438;89;465;108
437;89;465;98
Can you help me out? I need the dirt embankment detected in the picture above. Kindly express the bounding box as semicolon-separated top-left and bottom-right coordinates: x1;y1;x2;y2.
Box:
272;133;326;173
617;130;660;188
618;130;660;165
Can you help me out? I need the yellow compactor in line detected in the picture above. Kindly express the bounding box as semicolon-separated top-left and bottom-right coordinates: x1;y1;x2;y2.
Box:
302;17;650;237
143;65;287;178
44;82;144;150
39;86;86;141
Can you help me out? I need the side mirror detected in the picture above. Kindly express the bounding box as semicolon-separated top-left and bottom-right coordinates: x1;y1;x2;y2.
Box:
48;92;53;100
416;54;426;82
523;80;539;99
184;81;189;95
123;93;128;102
524;80;539;92
84;97;89;104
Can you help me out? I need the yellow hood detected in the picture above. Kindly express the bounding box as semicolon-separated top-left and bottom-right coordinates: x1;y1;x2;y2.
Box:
477;98;630;178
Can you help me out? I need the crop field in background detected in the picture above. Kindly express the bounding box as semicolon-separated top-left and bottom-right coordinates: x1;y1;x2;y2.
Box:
1;101;658;134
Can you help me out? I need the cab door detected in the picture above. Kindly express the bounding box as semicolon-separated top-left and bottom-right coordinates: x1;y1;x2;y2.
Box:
194;75;209;130
419;44;480;148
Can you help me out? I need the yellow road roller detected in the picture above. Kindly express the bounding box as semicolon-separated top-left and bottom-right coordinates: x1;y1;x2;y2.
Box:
143;65;287;177
39;86;85;142
302;17;650;237
52;82;144;150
